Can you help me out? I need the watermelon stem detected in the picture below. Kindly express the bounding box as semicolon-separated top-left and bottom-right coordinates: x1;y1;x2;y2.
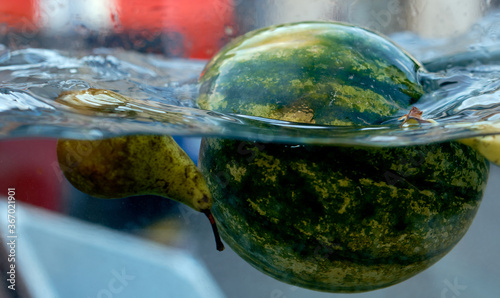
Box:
202;209;225;251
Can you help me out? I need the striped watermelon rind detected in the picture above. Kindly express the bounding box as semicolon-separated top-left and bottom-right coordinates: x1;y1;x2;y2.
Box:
197;21;490;292
199;139;489;292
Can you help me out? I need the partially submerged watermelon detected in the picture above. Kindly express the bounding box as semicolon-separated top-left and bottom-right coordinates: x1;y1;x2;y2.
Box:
199;21;424;126
197;22;490;292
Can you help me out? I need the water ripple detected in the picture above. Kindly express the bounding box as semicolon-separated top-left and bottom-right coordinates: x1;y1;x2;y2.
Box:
1;42;500;146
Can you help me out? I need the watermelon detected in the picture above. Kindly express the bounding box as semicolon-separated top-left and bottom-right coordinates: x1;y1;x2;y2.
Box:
197;22;490;292
198;21;424;126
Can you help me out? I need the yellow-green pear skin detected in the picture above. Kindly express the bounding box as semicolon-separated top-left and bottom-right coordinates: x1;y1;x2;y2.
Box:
57;135;224;251
57;135;211;210
459;135;500;166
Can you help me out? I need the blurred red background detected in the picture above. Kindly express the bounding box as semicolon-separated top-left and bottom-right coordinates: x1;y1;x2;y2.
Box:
0;0;236;212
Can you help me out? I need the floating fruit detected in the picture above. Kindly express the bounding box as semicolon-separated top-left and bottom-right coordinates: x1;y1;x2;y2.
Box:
197;22;490;292
56;89;224;251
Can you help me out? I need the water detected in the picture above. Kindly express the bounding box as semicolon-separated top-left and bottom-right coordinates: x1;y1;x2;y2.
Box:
2;17;500;147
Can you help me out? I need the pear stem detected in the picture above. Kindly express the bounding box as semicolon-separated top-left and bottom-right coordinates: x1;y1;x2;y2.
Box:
202;209;225;251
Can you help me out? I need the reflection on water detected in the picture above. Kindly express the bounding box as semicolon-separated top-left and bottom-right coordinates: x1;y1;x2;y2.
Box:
2;19;500;146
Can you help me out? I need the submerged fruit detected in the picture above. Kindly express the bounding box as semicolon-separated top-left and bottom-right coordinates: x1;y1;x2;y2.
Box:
56;90;224;251
197;22;490;292
57;135;210;211
460;135;500;165
200;139;488;292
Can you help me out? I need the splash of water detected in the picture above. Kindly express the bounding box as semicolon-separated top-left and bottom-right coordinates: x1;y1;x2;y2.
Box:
2;16;500;146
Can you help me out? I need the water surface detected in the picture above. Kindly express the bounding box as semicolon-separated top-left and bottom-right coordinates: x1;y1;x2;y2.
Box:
2;14;500;146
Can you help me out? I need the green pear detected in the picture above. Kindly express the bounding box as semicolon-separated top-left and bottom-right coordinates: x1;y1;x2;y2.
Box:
57;134;224;251
399;107;500;166
459;133;500;166
55;88;223;250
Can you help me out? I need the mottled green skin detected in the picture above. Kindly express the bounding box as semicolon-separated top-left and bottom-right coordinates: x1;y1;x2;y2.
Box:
199;139;489;292
198;22;424;125
197;21;489;292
